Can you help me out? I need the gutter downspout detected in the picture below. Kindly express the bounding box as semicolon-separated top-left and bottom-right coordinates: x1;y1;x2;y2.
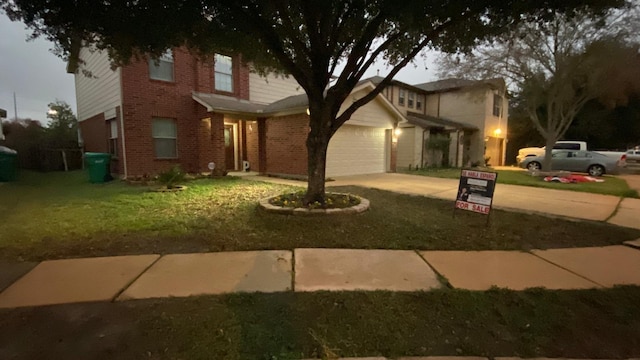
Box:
118;67;128;178
421;128;427;168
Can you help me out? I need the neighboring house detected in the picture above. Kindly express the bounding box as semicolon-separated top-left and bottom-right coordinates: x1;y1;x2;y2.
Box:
375;77;508;168
69;46;506;179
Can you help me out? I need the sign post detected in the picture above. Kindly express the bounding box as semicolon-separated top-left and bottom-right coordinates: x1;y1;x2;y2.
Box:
454;169;498;225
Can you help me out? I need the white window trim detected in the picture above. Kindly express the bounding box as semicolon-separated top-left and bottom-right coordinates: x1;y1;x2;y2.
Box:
214;53;234;92
493;94;502;117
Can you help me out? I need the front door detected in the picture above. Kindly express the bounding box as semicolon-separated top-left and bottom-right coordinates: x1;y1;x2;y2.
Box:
224;125;235;170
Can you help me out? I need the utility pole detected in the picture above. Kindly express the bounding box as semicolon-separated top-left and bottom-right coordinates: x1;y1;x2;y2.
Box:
13;92;18;120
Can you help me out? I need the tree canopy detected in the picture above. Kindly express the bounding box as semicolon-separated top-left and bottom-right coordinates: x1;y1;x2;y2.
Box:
2;0;626;198
437;5;639;169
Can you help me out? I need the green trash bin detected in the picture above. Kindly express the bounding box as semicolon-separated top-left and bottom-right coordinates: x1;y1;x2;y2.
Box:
0;147;18;182
84;152;113;183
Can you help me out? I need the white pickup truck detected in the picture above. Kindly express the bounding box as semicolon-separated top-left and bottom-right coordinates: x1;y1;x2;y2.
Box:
516;141;624;164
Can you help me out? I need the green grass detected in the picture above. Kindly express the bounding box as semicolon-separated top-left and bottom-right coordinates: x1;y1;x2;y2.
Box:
2;288;640;359
402;167;639;198
2;170;640;261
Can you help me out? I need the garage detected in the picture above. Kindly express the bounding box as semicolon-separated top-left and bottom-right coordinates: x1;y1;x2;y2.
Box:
326;125;389;177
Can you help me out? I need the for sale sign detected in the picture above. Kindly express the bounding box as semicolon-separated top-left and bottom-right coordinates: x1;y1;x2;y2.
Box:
455;169;498;215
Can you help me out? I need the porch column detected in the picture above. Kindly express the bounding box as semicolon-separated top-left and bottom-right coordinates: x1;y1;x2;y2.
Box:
257;118;267;174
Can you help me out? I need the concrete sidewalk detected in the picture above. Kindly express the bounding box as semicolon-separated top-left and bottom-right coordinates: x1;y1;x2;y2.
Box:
1;246;639;309
247;173;637;228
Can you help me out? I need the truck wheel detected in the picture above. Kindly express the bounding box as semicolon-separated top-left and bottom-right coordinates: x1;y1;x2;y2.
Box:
527;162;541;171
588;165;604;176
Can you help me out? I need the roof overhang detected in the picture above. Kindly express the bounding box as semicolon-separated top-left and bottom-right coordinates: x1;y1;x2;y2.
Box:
406;112;478;131
194;82;408;125
192;92;267;117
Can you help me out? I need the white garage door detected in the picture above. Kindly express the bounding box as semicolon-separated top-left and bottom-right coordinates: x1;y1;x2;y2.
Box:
326;125;388;177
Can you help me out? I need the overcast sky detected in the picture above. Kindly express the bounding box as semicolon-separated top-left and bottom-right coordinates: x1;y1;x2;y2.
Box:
0;14;76;123
1;13;437;124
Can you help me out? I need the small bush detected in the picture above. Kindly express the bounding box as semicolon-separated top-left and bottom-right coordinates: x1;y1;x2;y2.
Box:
157;165;186;189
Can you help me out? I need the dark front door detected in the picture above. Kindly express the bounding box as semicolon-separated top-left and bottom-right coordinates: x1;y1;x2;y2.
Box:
224;125;235;170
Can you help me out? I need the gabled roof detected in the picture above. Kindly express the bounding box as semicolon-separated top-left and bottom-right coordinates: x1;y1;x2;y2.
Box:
262;94;308;114
405;111;478;131
414;78;505;93
192;92;267;116
193;81;407;123
357;76;427;94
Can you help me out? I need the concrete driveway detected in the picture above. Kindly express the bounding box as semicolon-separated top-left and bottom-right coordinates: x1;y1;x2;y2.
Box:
327;173;622;223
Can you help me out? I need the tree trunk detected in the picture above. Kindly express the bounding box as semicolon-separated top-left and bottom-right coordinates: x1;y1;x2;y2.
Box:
304;131;330;205
542;136;556;171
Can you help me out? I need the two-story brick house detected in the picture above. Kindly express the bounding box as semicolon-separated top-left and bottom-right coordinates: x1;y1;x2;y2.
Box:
71;46;506;179
71;46;406;178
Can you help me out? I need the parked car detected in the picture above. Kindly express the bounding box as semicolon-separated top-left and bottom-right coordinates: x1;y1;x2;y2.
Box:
518;150;620;176
516;141;624;164
621;148;640;165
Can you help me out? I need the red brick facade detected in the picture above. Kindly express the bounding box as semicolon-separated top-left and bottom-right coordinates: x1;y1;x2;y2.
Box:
245;121;260;171
264;114;309;176
78;106;125;174
79;47;396;178
118;48;250;176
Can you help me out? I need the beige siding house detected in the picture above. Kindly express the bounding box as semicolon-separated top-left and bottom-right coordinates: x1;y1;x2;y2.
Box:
386;77;508;168
74;47;122;122
249;72;304;104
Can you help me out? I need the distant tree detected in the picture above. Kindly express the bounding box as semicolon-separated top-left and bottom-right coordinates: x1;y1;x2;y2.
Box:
45;100;78;149
1;118;46;169
566;95;640;150
3;0;624;199
438;8;640;170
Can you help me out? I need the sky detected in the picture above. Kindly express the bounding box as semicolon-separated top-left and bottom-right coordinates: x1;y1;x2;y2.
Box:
0;14;77;123
0;13;438;124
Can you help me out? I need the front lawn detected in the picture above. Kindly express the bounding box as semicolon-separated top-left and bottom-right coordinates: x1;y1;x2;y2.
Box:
2;170;639;261
2;287;640;359
402;167;639;198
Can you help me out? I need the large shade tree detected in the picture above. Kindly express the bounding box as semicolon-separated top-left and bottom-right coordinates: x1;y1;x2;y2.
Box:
2;0;623;201
437;7;639;170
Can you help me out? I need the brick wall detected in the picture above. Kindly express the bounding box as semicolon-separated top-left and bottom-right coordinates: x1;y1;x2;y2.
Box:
194;54;250;100
120;47;248;177
265;114;309;176
79;113;107;153
245;120;260;171
78;106;126;175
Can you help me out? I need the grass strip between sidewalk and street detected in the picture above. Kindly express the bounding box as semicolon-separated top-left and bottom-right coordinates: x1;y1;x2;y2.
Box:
1;287;640;359
402;167;639;198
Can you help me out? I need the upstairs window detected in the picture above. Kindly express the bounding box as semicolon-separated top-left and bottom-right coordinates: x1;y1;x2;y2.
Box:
398;88;406;106
214;54;233;92
408;91;415;108
152;118;178;158
493;94;502;117
149;51;174;82
416;95;423;110
108;119;118;157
